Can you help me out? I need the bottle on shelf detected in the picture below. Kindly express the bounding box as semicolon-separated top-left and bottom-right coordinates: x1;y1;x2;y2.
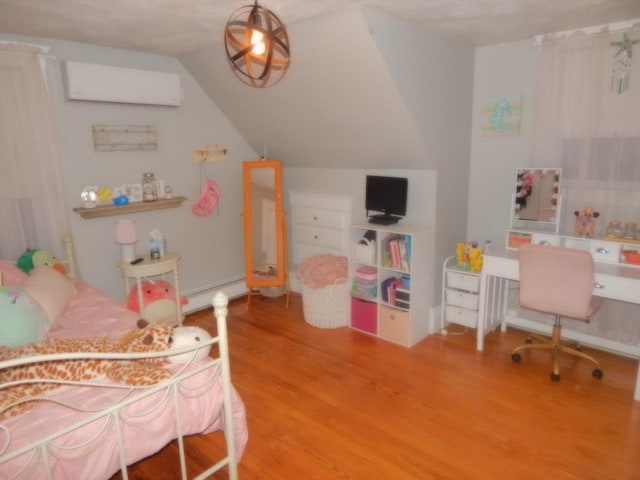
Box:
142;172;158;202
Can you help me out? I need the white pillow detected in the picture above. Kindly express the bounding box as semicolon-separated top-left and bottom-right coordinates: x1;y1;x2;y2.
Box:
22;266;78;323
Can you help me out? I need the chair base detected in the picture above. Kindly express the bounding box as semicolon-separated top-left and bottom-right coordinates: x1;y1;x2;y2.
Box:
511;324;603;381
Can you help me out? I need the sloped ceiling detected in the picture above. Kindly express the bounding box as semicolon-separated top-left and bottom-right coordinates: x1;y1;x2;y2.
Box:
2;0;640;55
180;7;433;170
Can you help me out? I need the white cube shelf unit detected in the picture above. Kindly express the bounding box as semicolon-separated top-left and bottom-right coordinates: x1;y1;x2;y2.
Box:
349;223;432;347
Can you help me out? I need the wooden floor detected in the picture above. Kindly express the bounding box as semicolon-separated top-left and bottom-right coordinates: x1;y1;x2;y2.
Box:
120;293;640;480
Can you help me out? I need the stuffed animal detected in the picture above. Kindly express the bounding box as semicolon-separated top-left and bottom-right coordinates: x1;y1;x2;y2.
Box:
0;319;175;419
574;207;600;237
126;279;188;325
169;326;212;363
16;249;65;275
0;286;50;348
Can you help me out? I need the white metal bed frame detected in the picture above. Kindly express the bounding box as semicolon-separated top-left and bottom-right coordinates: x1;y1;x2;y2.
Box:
0;290;239;480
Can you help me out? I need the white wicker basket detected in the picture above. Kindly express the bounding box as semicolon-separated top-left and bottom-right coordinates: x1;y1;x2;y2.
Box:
300;279;349;329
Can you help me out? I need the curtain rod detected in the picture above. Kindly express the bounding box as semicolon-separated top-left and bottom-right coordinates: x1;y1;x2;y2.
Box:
533;18;640;46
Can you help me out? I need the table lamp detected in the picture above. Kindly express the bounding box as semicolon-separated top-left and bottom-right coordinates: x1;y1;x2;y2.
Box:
115;219;137;263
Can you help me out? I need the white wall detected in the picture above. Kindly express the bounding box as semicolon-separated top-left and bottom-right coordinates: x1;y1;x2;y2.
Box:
1;33;258;302
467;39;640;348
467;40;539;247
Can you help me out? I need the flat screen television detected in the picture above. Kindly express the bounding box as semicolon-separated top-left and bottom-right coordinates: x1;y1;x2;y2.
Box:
365;175;408;225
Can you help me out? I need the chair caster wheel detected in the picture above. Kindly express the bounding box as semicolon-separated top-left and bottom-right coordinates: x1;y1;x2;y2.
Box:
511;353;521;362
551;373;560;381
592;369;603;379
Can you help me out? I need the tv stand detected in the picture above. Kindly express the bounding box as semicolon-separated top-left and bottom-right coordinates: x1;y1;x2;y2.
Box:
368;214;400;225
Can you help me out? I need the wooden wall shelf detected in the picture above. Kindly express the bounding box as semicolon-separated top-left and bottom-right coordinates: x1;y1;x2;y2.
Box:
73;196;187;219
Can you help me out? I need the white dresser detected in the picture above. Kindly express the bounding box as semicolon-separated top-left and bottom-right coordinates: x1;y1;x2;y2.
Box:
289;192;352;264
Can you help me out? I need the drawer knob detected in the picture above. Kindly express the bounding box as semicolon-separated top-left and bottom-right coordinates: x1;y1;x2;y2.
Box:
539;240;551;246
596;247;610;254
595;282;604;289
313;216;318;221
314;235;319;239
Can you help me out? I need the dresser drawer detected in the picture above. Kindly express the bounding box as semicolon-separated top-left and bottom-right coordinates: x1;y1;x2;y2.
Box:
295;224;345;251
295;206;346;229
445;305;478;328
445;288;479;310
378;305;410;345
446;271;480;292
589;240;621;264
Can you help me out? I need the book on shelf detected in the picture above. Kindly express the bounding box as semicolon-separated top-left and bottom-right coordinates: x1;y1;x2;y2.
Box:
384;234;411;271
395;287;410;302
394;299;410;309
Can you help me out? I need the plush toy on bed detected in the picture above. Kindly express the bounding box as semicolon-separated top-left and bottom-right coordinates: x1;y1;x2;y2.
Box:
0;319;176;419
0;286;50;348
126;279;188;325
169;326;212;363
16;249;66;275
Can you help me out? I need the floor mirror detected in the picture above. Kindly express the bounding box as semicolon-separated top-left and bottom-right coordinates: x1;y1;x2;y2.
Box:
242;159;290;307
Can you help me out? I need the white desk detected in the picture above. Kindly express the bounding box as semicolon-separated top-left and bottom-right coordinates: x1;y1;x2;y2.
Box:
478;250;640;401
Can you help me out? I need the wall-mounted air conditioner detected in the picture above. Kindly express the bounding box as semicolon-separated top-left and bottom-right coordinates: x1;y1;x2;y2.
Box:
61;61;182;107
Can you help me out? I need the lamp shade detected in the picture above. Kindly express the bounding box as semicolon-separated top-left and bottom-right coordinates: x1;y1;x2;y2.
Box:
114;220;137;245
224;0;290;88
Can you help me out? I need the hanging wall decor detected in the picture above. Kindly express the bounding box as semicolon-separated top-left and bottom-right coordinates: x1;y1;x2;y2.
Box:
611;32;639;95
481;95;522;136
92;125;158;152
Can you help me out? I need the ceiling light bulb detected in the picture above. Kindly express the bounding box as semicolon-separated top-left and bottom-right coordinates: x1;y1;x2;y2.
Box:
251;29;265;55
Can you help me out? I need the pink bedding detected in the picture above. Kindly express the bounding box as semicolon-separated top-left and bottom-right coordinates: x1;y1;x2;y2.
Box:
0;280;248;479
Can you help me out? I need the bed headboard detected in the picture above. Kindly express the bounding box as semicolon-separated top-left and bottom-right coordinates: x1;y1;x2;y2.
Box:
1;235;77;281
62;235;77;279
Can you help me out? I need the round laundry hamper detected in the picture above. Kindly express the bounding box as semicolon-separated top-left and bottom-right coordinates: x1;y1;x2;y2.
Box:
300;279;349;328
296;254;349;329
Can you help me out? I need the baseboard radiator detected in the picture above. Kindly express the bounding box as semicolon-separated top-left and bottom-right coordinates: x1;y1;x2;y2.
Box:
183;276;247;314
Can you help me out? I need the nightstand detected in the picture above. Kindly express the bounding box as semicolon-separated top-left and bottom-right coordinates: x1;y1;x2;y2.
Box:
441;255;481;329
117;253;183;326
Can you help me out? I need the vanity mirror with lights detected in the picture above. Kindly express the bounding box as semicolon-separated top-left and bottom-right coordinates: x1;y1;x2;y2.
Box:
505;167;640;267
510;168;561;232
242;159;290;306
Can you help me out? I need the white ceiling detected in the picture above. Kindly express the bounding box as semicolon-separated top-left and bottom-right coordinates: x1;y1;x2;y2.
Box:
1;0;640;56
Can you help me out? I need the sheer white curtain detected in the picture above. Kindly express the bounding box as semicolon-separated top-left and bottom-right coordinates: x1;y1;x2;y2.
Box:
531;23;640;235
0;42;70;260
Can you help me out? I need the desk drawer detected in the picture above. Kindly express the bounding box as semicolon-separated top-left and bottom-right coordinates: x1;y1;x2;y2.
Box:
589;241;620;264
595;273;640;303
446;271;480;292
532;233;561;246
445;305;478;328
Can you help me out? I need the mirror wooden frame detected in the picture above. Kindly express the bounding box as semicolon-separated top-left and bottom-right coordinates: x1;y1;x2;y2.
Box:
242;159;290;306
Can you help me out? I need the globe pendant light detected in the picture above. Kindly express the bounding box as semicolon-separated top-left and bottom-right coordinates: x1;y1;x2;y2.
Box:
224;1;290;88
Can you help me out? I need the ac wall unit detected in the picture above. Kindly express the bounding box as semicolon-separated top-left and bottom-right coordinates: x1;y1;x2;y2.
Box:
61;61;181;106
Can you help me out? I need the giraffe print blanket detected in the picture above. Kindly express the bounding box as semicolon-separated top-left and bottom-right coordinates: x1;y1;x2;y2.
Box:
0;319;175;418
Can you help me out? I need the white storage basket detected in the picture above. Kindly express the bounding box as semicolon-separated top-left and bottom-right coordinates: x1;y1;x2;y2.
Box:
300;279;349;329
353;239;376;265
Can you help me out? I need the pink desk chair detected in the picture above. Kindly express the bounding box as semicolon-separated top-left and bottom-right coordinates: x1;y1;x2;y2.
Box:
512;244;604;381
